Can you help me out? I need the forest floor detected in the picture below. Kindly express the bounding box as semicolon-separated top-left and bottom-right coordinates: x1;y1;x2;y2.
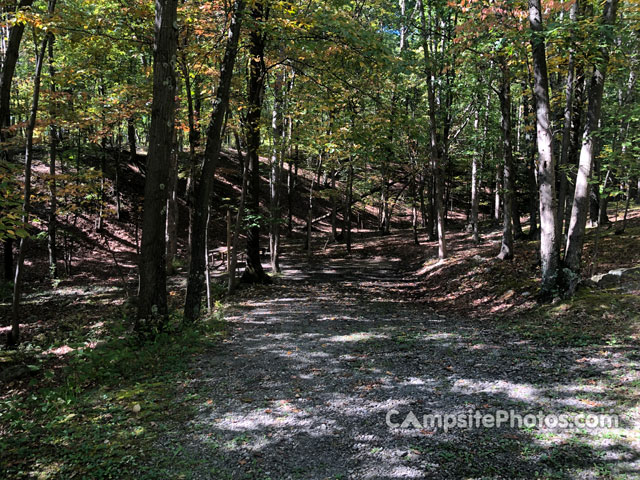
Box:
2;171;640;478
153;224;640;480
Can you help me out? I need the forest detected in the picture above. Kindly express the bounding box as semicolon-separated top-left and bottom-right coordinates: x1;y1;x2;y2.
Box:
1;0;639;478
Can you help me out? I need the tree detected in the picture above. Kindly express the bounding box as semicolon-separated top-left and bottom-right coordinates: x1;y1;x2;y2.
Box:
564;0;620;292
10;0;56;346
528;0;559;297
1;0;34;282
136;0;179;332
497;54;514;260
184;0;245;322
241;0;272;284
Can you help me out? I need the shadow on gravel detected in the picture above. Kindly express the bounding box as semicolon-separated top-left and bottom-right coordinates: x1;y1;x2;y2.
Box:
167;256;640;479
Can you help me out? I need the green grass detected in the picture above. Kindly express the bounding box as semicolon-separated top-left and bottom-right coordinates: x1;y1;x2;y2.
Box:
0;312;227;479
499;287;640;347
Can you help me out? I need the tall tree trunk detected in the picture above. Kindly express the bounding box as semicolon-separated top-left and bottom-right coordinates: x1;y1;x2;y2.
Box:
47;32;58;278
497;56;514;260
241;0;271;284
136;0;179;331
418;0;447;259
10;0;54;346
557;0;578;244
523;88;539;238
269;70;284;273
1;0;34;282
228;137;250;293
127;117;137;160
346;162;353;254
330;169;338;241
184;0;245;322
529;0;559;297
494;166;501;224
564;0;619;290
182;61;198;255
165;123;179;274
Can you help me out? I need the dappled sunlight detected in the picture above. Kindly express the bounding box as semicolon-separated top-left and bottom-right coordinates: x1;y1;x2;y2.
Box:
163;250;640;478
452;378;540;402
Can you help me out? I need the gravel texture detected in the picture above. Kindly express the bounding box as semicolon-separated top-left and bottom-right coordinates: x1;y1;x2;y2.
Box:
160;254;640;479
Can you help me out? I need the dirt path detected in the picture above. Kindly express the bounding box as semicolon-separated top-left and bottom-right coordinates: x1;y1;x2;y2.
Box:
162;252;639;479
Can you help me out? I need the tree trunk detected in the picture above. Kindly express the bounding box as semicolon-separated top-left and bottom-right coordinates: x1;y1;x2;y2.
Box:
418;0;447;259
330;169;338;241
564;0;619;290
346;162;353;254
524;89;538;237
136;0;179;332
165;124;179;274
1;1;34;283
10;0;54;346
240;0;271;285
0;0;34;142
497;56;514;260
529;0;559;297
228;138;250;293
127;117;137;160
494;167;501;224
184;0;245;321
47;33;58;278
269;70;284;273
557;0;578;242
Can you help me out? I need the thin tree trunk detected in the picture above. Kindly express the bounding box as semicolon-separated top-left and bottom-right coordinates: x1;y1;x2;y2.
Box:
10;2;54;346
47;33;58;278
494;167;501;224
165;122;179;274
618;182;631;234
136;0;179;331
557;0;578;243
418;0;447;259
204;206;211;313
564;0;619;291
184;0;245;321
2;1;35;282
529;0;559;297
228;138;250;293
269;70;284;273
589;170;611;276
497;56;514;260
330;169;338;241
240;0;271;285
471;93;488;243
346;162;353;254
128;117;137;160
524;90;539;237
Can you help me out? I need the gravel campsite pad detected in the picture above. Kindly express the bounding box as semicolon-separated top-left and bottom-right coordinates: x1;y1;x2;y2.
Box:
159;256;640;479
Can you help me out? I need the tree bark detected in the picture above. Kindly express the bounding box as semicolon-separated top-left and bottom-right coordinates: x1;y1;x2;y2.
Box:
165;123;179;274
10;0;55;346
47;32;58;278
529;0;559;297
557;0;578;243
564;0;619;289
241;0;271;285
269;70;284;273
184;0;245;321
228;137;250;293
136;0;179;332
418;0;447;259
497;56;514;260
1;0;34;282
346;162;354;254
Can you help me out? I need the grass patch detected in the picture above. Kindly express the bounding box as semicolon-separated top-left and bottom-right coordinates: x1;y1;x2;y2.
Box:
501;287;640;346
0;311;227;479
